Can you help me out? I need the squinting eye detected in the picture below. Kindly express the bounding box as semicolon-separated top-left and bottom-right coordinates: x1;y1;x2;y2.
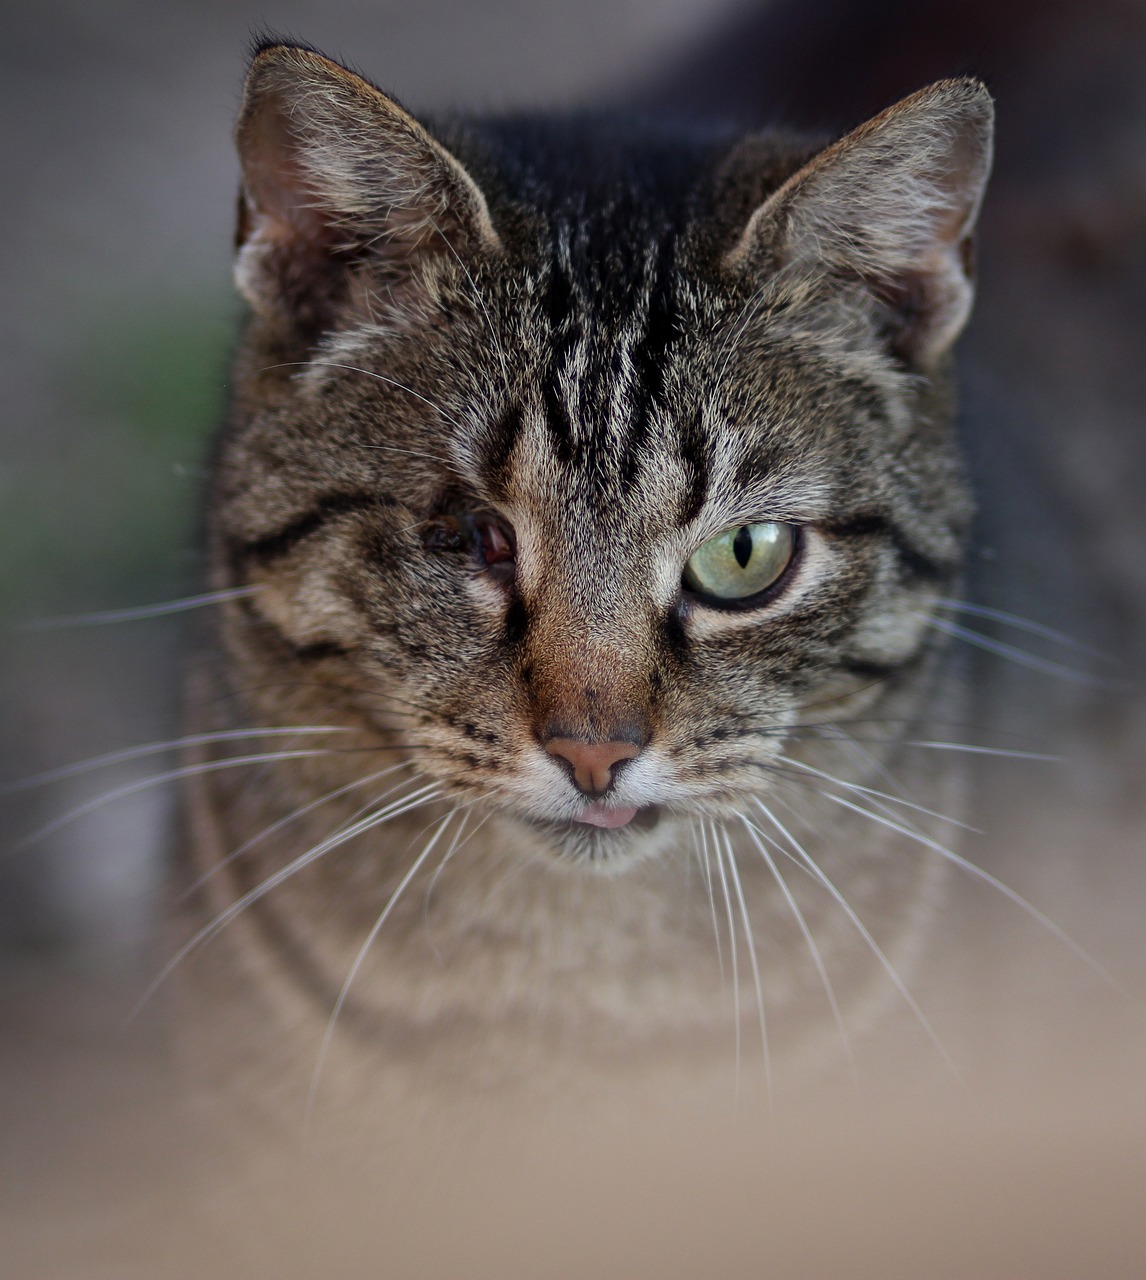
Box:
682;522;797;604
473;514;514;566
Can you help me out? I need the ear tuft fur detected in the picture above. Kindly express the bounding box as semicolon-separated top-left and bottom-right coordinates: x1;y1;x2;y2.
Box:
726;78;994;368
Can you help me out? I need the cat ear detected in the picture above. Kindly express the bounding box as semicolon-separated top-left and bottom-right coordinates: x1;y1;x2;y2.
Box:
725;79;993;369
234;43;500;330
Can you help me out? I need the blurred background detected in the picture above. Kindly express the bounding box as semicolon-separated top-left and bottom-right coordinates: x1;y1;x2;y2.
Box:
1;1;1145;1272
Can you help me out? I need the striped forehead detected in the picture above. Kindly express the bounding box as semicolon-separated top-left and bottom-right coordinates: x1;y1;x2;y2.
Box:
509;222;704;513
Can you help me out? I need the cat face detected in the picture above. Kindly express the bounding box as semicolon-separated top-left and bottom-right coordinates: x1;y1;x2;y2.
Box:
211;45;991;870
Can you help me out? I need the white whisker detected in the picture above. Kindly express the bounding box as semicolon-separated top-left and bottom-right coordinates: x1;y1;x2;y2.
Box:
129;783;445;1020
2;726;353;795
817;722;974;830
19;586;259;630
14;749;344;851
923;614;1107;686
773;752;978;834
692;820;724;983
750;800;961;1082
719;826;772;1109
905;741;1059;762
419;808;491;962
306;806;461;1133
357;442;452;465
819;790;1123;992
427;213;511;397
263;361;469;437
736;812;857;1090
710;820;742;1099
933;598;1112;661
181;762;418;898
423;808;493;932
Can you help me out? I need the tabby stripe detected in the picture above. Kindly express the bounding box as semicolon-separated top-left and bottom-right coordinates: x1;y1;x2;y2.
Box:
677;412;709;524
822;512;953;582
232;596;352;665
483;405;524;498
542;251;579;464
621;242;678;490
503;595;530;649
234;492;385;565
833;640;935;685
834;656;908;681
289;640;352;663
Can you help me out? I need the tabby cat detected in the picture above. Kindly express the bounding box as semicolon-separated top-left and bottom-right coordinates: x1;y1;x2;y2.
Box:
179;41;993;1116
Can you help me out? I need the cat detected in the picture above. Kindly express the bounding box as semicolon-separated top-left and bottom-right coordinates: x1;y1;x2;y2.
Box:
172;38;998;1125
9;22;1146;1277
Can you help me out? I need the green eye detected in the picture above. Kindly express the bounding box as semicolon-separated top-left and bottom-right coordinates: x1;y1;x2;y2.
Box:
682;522;797;603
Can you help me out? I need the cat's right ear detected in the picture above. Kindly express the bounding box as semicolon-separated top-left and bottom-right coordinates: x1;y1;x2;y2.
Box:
725;79;993;370
233;43;500;332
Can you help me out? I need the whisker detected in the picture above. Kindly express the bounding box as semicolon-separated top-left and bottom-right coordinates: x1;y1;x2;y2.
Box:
922;615;1108;686
423;808;494;930
719;826;772;1109
180;762;418;898
816;721;927;802
129;782;445;1020
772;752;978;834
261;361;469;438
905;741;1059;762
819;790;1124;992
709;820;742;1100
750;800;961;1083
216;678;441;723
692;820;724;983
736;812;858;1090
933;598;1113;662
709;274;781;397
735;713;1055;750
356;442;453;466
19;586;259;631
305;805;463;1134
13;749;346;851
427;213;512;396
2;726;353;795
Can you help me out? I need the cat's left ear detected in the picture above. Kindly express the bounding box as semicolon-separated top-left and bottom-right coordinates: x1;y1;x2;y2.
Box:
233;42;500;331
726;79;994;369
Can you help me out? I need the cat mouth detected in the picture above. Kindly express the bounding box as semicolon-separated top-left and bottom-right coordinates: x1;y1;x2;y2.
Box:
533;804;663;835
576;802;639;829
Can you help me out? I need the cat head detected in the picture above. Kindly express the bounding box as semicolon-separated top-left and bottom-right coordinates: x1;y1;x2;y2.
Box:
212;43;992;867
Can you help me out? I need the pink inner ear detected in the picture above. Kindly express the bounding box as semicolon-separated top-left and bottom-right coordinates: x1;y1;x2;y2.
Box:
240;94;336;252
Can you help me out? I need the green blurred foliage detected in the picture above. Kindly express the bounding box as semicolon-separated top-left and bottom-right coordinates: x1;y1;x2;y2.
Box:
1;296;238;618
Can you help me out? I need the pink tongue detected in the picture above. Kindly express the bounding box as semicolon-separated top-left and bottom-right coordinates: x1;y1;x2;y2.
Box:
576;804;638;829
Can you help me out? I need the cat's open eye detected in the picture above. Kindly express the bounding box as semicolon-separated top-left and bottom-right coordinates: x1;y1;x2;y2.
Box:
682;522;797;606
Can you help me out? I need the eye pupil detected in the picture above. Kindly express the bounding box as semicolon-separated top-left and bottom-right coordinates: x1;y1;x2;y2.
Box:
732;525;753;569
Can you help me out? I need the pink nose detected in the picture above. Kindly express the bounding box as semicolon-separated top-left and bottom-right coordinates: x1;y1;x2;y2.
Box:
544;738;642;796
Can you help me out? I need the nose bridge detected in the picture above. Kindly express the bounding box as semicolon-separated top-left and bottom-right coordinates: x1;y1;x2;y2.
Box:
524;585;653;742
